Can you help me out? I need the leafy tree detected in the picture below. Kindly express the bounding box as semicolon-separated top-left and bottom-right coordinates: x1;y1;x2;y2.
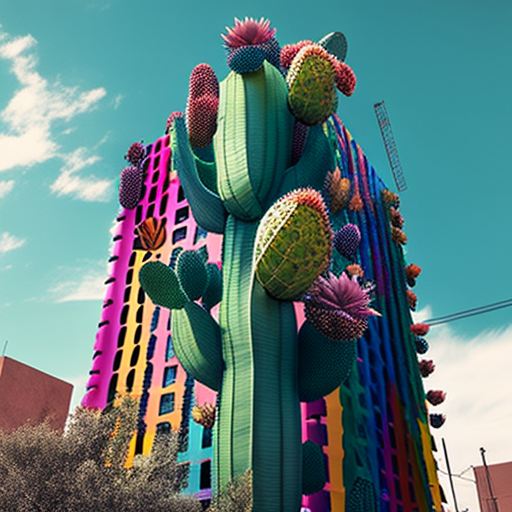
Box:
0;396;201;512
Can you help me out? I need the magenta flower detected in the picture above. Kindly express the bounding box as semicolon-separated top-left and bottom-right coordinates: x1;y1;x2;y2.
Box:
221;17;276;49
304;272;380;340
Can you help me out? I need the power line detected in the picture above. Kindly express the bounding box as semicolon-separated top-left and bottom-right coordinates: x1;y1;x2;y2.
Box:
424;300;512;326
438;469;476;484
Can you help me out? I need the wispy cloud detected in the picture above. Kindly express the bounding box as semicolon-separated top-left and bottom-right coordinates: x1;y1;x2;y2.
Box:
0;180;14;199
113;94;123;109
51;147;111;201
0;29;113;201
50;268;106;302
413;307;512;511
0;232;26;253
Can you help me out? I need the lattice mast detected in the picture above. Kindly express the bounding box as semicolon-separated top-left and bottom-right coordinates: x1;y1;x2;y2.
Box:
374;101;407;192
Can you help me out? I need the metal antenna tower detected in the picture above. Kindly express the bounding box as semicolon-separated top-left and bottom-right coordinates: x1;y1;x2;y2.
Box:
374;101;407;192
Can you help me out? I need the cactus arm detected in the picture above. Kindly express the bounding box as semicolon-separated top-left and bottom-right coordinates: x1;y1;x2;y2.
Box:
302;440;327;495
195;155;218;194
172;117;227;234
278;124;335;196
171;302;223;391
298;320;356;402
139;261;188;310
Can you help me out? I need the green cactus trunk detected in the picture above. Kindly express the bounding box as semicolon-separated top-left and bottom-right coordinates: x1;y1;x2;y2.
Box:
216;215;302;512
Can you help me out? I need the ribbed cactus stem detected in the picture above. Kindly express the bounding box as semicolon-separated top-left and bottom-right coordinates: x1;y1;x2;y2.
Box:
216;217;301;512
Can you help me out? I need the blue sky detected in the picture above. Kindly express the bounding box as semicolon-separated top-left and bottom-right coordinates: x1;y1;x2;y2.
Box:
0;1;511;510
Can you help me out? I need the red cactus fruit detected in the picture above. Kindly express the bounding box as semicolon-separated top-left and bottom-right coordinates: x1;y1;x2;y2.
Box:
304;272;380;340
406;264;422;280
222;17;276;49
426;390;446;406
411;323;430;336
418;359;435;377
165;111;184;135
119;166;143;210
187;95;219;148
430;413;446;429
125;142;146;167
188;64;220;100
280;40;315;69
186;64;219;148
381;189;400;207
406;289;418;310
349;193;363;212
390;207;404;228
392;226;407;245
346;264;364;278
333;59;356;96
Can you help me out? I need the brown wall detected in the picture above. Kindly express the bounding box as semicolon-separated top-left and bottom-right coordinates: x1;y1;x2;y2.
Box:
0;356;73;432
474;461;512;512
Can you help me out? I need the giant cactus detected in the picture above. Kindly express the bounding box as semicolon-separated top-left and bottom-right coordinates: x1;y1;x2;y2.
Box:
139;18;370;512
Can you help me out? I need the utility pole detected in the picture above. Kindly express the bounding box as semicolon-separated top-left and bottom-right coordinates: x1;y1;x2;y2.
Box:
442;438;459;512
1;340;7;357
480;447;499;512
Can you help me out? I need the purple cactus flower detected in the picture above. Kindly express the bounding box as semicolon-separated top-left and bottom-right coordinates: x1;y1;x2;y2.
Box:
304;272;380;340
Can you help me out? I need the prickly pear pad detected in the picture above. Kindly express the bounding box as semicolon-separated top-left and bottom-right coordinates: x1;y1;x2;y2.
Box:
254;188;332;300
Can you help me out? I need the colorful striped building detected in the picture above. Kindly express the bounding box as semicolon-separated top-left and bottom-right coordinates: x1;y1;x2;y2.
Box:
83;113;442;511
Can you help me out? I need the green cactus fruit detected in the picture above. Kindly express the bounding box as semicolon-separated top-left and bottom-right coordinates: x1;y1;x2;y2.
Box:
286;45;337;126
302;441;326;495
298;321;356;402
254;188;332;300
202;263;222;311
346;477;378;512
172;301;223;391
176;250;209;301
139;262;188;309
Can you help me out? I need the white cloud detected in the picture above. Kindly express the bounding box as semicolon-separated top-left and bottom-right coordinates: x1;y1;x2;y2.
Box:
0;180;14;198
51;268;105;302
113;94;123;109
0;29;112;201
0;232;26;253
413;307;512;512
50;147;112;201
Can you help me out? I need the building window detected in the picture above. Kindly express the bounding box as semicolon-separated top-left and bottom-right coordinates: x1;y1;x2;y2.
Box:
126;369;135;392
175;206;189;224
166;334;174;361
202;428;213;449
156;421;171;434
200;460;211;490
163;366;177;387
159;393;175;415
172;226;187;244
